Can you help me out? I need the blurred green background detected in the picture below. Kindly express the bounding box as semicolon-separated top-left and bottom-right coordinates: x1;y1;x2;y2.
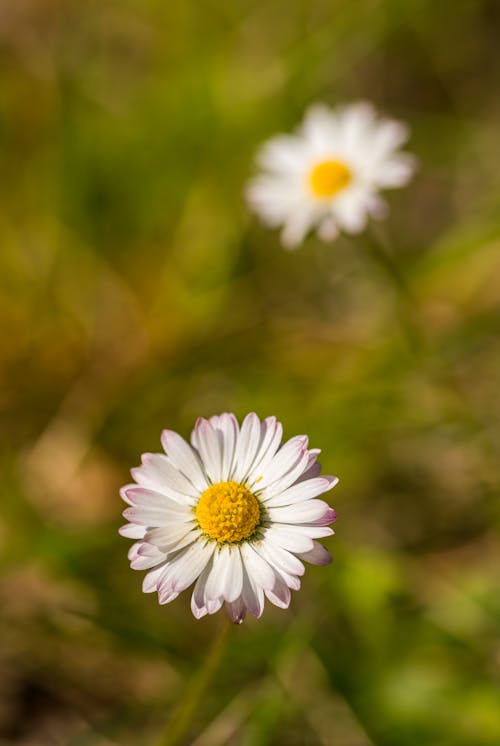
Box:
1;0;500;744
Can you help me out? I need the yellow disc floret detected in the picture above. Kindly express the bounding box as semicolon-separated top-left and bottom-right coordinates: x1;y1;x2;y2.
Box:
196;481;260;543
309;159;351;198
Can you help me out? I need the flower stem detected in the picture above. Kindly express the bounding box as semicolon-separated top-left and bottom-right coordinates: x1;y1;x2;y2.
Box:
361;229;424;354
154;619;234;746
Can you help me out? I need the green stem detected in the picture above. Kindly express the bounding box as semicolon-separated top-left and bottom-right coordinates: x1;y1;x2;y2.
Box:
361;229;424;354
154;619;234;746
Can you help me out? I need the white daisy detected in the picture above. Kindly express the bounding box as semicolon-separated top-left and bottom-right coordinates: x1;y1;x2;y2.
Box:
120;413;338;623
246;101;416;249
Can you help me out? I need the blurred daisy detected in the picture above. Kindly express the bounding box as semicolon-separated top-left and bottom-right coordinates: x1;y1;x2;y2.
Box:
120;413;337;623
246;101;416;249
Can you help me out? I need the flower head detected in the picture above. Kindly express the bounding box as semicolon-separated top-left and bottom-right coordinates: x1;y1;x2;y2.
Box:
120;413;338;623
246;101;416;249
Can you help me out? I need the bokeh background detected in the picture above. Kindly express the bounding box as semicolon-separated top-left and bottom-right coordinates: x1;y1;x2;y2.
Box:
2;0;500;744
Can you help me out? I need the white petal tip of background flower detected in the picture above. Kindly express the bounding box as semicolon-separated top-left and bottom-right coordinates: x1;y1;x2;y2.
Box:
120;413;338;622
246;101;416;249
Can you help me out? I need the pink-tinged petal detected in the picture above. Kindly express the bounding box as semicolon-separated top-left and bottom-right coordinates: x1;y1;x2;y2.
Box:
119;523;146;539
308;507;338;527
226;597;246;624
317;217;339;242
294;459;321;483
120;484;137;505
142;563;168;593
192;418;223;484
267;499;335;525
299;541;332;566
158;590;179;606
161;429;208;491
191;560;214;619
241;562;265;619
129;541;166;570
263;476;338;507
264;575;292;609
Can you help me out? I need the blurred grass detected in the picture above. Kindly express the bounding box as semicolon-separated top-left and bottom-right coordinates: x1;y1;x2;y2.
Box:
1;0;500;744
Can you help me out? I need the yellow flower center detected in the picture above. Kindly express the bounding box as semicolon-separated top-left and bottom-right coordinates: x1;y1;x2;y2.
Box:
196;481;261;543
309;159;351;198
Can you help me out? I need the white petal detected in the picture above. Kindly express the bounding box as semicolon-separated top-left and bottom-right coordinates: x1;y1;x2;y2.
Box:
239;542;276;591
142;563;168;593
262;526;314;554
119;523;146;539
123;489;194;526
257;540;305;577
290;449;321;484
131;453;198;503
333;192;369;234
204;545;243;602
157;540;214;600
373;155;416;188
123;507;194;527
256;436;307;491
246;417;284;486
145;526;201;554
256;134;308;175
263;476;338;507
192;418;222;484
370;119;410;157
300;103;340;148
277;524;335;540
260;448;311;499
280;207;316;249
317;217;339;242
124;487;193;513
241;565;265;618
206;597;224;615
246;177;304;226
267;499;335;525
161;430;208;491
208;413;239;480
232;412;262;482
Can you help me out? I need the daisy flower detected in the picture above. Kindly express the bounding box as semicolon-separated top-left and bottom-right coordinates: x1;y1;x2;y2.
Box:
120;413;338;623
246;101;416;249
